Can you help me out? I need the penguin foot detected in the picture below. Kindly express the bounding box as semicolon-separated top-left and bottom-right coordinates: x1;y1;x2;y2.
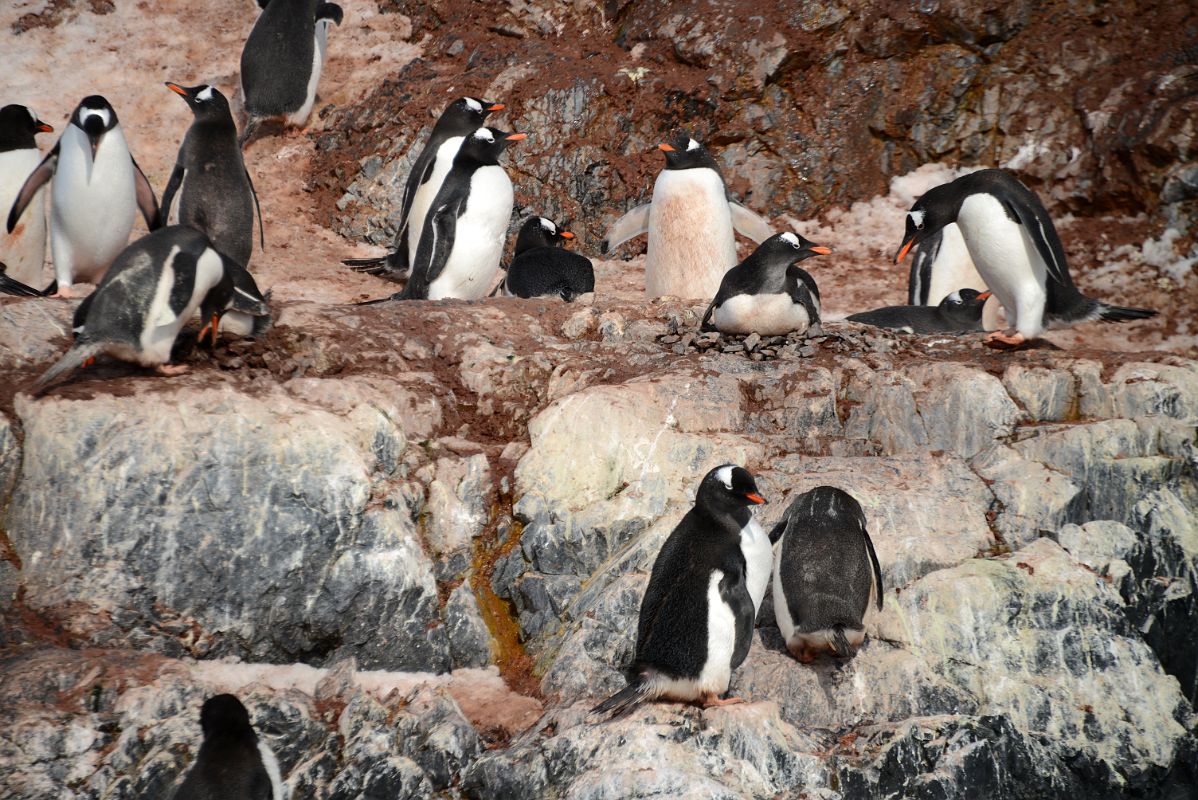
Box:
699;693;744;708
154;364;189;376
49;287;74;299
983;329;1027;349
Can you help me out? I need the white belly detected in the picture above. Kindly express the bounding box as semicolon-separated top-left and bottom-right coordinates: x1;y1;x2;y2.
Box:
139;246;225;364
740;517;772;616
646;168;736;299
288;24;328;126
257;740;286;800
649;570;736;701
957;194;1047;338
922;223;1002;332
0;147;48;285
771;535;795;641
713;293;811;335
51;125;137;285
427;167;512;301
407;136;463;266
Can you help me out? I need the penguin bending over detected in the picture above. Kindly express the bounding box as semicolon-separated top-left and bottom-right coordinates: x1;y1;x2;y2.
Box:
906;222;1002;331
0;104;54;289
592;465;767;718
700;232;828;336
33;226;269;394
7;95;161;298
497;216;595;301
162;83;264;268
170;694;285;800
895;169;1156;348
239;0;344;146
769;486;883;663
602;132;773;300
847;288;992;334
343;96;504;280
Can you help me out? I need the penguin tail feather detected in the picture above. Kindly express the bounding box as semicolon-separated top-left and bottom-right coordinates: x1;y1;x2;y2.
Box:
342;256;386;272
590;681;651;719
1097;303;1157;323
829;625;855;658
31;342;105;396
0;271;46;298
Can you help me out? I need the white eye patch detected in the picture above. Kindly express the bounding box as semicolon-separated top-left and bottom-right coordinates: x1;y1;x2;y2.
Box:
686;138;700;151
539;218;556;233
465;97;483;112
947;290;962;303
26;107;38;126
780;232;799;247
472;128;495;142
909;209;925;229
196;86;215;102
715;465;734;490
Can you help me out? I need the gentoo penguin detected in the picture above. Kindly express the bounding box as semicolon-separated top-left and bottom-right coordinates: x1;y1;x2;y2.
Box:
769;486;883;663
343;96;504;280
895;169;1156;348
601;132;773;299
497;216;595;301
6;95;161;298
592;464;767;717
170;694;285;800
161;83;264;268
362;127;523;302
239;0;344;146
700;232;828;336
0;104;54;288
847;288;992;334
906;222;1001;330
33;226;269;394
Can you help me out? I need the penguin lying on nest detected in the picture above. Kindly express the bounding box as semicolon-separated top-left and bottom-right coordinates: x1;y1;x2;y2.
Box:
32;226;270;394
495;216;595;301
847;288;992;334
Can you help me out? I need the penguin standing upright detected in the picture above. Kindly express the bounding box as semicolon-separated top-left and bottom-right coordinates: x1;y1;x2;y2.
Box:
770;486;883;663
32;226;269;394
700;232;828;336
602;132;773;300
906;222;1001;330
848;288;992;334
170;694;285;800
161;83;264;268
362;127;523;302
0;104;54;290
592;464;767;717
6;95;161;298
895;169;1156;348
239;0;344;146
343;96;504;279
498;216;595;301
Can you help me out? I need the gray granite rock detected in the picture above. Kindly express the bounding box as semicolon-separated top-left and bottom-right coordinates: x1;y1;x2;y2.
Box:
446;583;496;668
972;444;1082;549
1003;364;1078;422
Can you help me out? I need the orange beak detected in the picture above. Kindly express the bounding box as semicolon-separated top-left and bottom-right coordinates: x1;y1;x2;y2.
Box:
809;246;832;255
487;103;505;111
165;82;188;97
658;143;675;152
36;122;53;133
894;238;915;264
744;492;767;505
560;231;575;239
505;132;527;141
976;291;992;300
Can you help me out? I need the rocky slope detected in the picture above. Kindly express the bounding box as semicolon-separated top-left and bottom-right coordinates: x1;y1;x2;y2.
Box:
1;1;1197;798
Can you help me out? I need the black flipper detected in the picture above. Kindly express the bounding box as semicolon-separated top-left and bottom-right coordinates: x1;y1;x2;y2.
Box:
246;168;266;249
864;531;884;612
131;157;162;230
720;555;755;672
160;164;184;224
699;299;717;332
767;516;788;546
7;142;57;233
908;227;942;305
401;199;460;300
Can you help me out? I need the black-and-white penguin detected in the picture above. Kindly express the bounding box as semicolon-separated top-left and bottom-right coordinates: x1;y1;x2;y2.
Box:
362;127;523;303
6;95;161;299
170;694;285;800
343;96;504;279
847;288;992;334
906;222;1001;330
699;232;828;336
769;486;883;663
601;132;773;300
0;104;54;289
162;83;264;269
895;168;1156;348
592;464;767;717
33;226;269;394
239;0;344;146
497;216;595;301
0;261;53;297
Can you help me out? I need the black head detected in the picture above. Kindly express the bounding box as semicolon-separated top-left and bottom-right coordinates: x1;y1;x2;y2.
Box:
514;216;573;254
0;104;53;151
659;132;720;172
937;288;991;326
696;464;767;515
71;95;118;158
198;694;256;742
316;2;343;24
165;82;233;122
791;486;867;530
894;182;961;265
457;126;524;166
436;96;505;137
756;231;832;266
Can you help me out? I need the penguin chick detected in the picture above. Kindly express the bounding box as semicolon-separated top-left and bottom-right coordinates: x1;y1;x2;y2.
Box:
700;232;828;336
846;288;992;334
592;464;767;718
171;694;285;800
770;486;883;663
895;168;1156;349
32;226;268;394
499;216;595;301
